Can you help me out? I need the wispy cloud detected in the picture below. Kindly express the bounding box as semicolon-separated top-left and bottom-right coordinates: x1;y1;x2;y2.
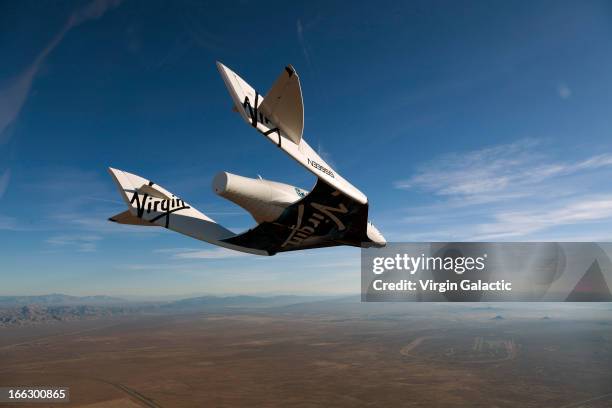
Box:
296;19;311;69
0;0;123;142
46;234;102;252
472;195;612;240
159;247;254;260
0;215;19;231
317;142;337;169
0;0;123;234
557;83;572;100
296;17;321;74
28;167;117;230
391;139;612;240
10;166;157;237
27;167;109;195
395;139;612;203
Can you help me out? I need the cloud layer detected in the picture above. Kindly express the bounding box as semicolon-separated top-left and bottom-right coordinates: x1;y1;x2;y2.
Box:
393;139;612;240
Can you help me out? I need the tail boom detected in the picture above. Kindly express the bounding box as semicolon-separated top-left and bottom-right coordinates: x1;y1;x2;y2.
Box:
108;167;269;256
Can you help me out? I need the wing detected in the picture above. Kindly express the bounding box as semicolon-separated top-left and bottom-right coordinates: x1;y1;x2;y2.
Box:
216;62;367;204
222;179;369;255
108;167;270;256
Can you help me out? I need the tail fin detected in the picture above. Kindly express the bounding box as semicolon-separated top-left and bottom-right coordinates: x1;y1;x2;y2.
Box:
216;62;368;204
216;62;304;145
107;167;269;255
258;65;304;145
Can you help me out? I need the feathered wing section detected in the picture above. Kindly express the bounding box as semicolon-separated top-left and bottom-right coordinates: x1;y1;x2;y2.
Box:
107;167;269;256
258;65;304;145
216;61;367;204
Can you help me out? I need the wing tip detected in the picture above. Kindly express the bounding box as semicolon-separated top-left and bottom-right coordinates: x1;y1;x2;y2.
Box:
216;60;234;78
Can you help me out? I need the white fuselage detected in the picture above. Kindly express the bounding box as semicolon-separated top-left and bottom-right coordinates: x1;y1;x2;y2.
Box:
212;172;307;223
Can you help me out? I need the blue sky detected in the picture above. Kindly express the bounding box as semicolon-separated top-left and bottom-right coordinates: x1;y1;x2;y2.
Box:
2;0;612;297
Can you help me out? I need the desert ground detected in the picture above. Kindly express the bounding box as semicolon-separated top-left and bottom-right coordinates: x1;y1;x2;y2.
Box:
0;300;611;407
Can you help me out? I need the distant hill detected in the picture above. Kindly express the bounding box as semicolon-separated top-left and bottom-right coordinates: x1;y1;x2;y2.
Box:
0;293;357;328
0;294;125;306
0;304;133;327
470;305;504;311
164;295;331;310
0;294;337;327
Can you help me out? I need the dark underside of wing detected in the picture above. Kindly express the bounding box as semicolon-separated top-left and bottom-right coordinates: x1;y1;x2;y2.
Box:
222;179;370;255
